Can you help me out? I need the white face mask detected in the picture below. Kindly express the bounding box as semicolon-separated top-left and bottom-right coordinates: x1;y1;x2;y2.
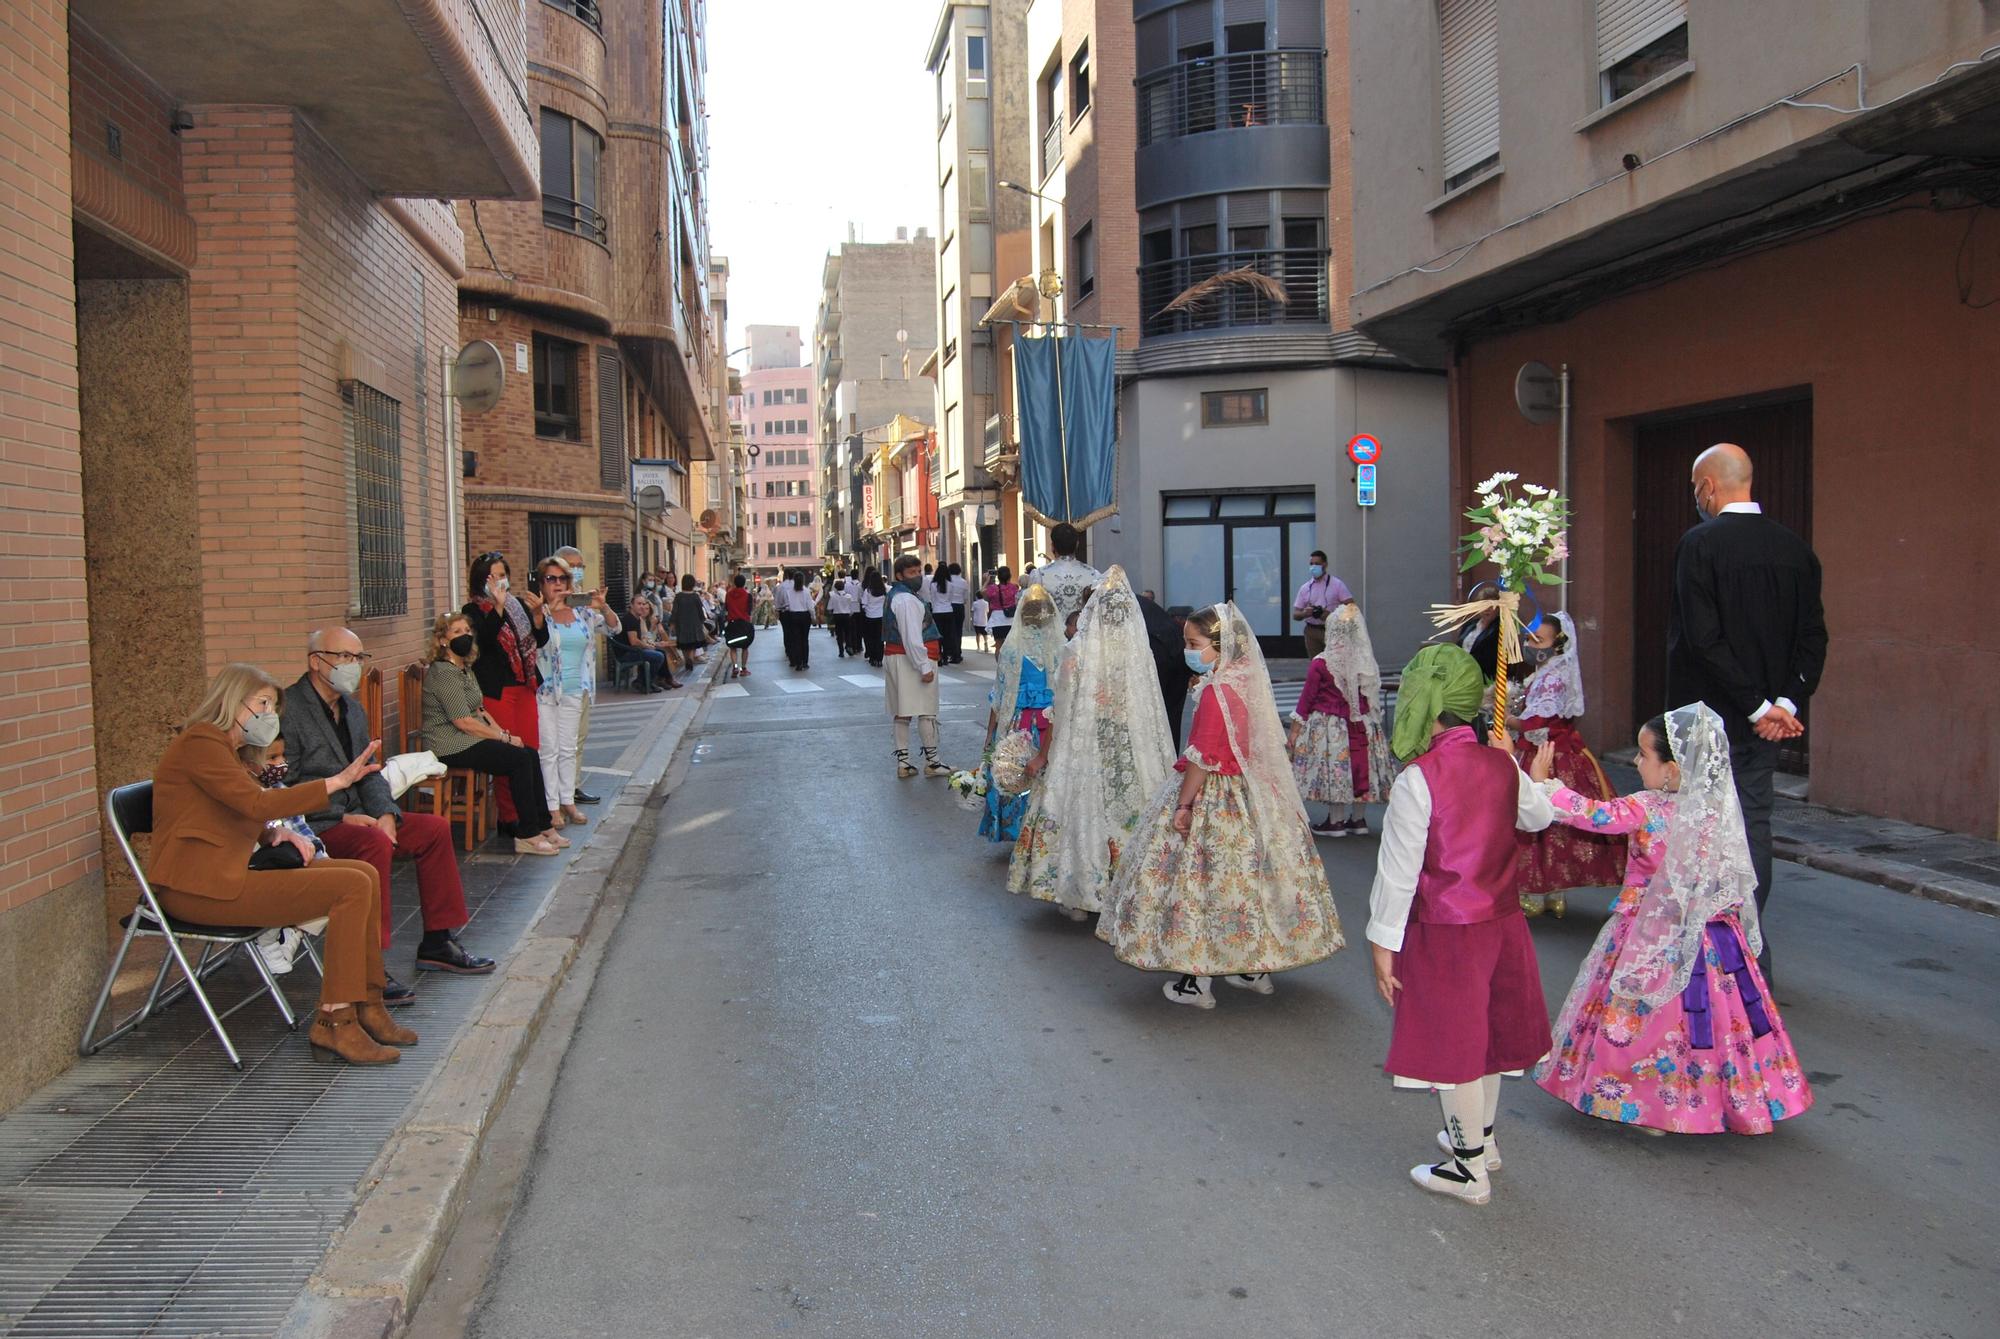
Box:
328;662;363;696
241;708;281;749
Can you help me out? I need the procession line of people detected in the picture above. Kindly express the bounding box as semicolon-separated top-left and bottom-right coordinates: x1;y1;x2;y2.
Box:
899;542;1809;1209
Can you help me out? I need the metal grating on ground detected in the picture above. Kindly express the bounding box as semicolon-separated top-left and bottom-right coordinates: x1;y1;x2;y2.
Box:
0;808;589;1338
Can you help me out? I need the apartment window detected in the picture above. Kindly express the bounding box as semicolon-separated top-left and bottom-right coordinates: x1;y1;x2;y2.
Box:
533;333;582;439
967;151;990;220
1437;0;1500;190
966;33;988;87
1071;41;1092;121
1072;222;1096;300
1597;1;1688;105
1201;389;1269;427
542;0;602;36
540;109;606;244
343;382;408;619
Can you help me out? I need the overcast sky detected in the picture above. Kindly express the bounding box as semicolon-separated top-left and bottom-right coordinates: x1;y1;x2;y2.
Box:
707;0;940;365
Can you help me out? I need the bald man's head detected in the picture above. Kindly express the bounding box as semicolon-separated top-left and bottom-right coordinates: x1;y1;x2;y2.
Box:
1691;443;1754;519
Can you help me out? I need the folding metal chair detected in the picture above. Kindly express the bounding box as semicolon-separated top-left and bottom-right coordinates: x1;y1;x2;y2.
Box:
79;781;322;1069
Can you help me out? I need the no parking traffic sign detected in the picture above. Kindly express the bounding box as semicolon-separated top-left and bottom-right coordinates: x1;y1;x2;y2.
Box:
1346;433;1382;466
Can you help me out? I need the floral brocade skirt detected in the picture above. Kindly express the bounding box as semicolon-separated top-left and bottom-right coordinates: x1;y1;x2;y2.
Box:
1513;734;1626;896
1291;712;1397;805
1535;892;1813;1134
1096;773;1344;976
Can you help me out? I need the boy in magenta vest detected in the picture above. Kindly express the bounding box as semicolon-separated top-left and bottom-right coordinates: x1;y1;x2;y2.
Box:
1367;643;1556;1204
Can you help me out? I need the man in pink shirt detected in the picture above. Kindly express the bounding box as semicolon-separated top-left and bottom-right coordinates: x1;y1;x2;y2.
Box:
1291;550;1355;656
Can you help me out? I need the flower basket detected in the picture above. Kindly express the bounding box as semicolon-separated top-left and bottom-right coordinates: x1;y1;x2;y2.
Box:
947;769;989;812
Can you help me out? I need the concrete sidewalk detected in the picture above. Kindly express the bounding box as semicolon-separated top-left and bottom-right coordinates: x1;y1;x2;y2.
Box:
0;665;715;1339
1600;753;2000;917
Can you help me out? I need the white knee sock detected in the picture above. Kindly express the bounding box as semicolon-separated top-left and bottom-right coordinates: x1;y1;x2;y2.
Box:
894;719;911;760
918;715;939;762
1480;1072;1502;1133
1437;1085;1489;1174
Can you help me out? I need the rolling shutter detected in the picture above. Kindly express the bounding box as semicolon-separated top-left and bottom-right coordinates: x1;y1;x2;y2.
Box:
1596;0;1687;70
1438;0;1499;181
596;349;624;490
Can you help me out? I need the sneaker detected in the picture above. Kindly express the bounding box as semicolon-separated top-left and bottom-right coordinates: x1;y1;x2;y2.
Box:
1437;1126;1502;1172
1312;820;1347;837
1411;1155;1491;1204
1163;974;1215;1009
1223;972;1275;996
255;928;300;976
1343;817;1370;837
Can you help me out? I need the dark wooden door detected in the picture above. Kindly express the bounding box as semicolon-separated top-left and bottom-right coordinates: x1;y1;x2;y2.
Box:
1632;394;1813;768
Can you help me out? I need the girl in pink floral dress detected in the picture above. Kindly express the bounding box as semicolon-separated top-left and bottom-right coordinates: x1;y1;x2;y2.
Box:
1530;704;1812;1135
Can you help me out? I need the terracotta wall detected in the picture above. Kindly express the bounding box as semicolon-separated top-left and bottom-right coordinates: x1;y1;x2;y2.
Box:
1453;202;2000;835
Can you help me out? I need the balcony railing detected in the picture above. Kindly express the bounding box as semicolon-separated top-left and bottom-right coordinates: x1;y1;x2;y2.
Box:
1040;116;1064;181
1136;49;1325;148
1139;247;1331;338
541;0;602;35
889;496;906;529
543;193;608;246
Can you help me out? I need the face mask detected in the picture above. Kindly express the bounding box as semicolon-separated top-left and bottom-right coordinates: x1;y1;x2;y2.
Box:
1693;483;1714;522
570;567;586;584
1184;648;1211;675
327;662;363;696
449;634;476;658
641;581;656;592
241;709;281;749
491;575;510;598
258;760;289;788
1308;564;1325;579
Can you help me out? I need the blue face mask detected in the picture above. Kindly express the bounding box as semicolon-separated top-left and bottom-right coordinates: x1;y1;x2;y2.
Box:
1308;564;1325;579
1184;648;1211;675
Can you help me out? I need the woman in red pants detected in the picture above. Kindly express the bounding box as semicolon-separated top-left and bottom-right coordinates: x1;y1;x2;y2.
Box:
463;552;548;832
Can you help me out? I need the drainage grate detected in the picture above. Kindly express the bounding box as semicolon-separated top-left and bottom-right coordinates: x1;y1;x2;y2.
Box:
0;823;581;1338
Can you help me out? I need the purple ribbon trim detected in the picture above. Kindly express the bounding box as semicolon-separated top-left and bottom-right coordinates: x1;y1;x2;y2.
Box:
1679;921;1774;1050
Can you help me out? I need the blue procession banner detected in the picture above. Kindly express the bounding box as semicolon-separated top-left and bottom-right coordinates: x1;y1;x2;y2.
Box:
1014;333;1117;527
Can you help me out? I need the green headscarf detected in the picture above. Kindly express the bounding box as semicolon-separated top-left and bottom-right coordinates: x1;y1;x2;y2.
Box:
1392;643;1485;761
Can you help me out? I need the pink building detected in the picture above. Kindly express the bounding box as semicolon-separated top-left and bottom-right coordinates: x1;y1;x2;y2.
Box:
740;361;820;576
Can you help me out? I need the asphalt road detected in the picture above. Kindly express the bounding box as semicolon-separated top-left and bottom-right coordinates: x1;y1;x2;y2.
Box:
466;626;1998;1339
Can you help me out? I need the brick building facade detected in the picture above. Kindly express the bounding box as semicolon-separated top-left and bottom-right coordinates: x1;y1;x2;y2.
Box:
0;0;537;1110
456;0;716;608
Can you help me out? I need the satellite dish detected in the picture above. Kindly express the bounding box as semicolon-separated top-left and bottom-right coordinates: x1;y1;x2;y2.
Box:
1514;361;1559;425
637;485;668;520
698;508;719;533
450;340;505;415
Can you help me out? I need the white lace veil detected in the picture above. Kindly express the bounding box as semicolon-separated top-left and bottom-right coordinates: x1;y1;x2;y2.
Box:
991;583;1063;723
1202;602;1309;829
1611;702;1761;1007
1039;566;1175;897
1318;604;1385;725
1521;610;1586;720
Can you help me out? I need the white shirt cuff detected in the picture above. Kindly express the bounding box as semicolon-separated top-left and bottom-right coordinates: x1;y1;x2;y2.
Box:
1776;696;1797;716
1365;920;1406;953
1749;700;1774;723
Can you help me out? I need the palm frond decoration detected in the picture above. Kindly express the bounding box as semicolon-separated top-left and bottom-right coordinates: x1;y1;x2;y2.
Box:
1157;266;1289;316
979;276;1041;326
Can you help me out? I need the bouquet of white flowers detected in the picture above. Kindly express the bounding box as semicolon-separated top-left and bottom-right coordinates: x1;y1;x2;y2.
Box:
1459;472;1569;584
1431;473;1571;742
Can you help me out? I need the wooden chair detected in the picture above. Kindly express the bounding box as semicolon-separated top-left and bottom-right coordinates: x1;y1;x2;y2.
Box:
399;665;489;851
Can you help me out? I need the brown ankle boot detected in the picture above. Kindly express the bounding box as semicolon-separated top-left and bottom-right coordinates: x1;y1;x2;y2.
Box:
356;1000;418;1047
309;1006;401;1065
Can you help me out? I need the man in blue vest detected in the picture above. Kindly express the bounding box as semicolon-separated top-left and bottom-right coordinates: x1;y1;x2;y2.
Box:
884;553;949;779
